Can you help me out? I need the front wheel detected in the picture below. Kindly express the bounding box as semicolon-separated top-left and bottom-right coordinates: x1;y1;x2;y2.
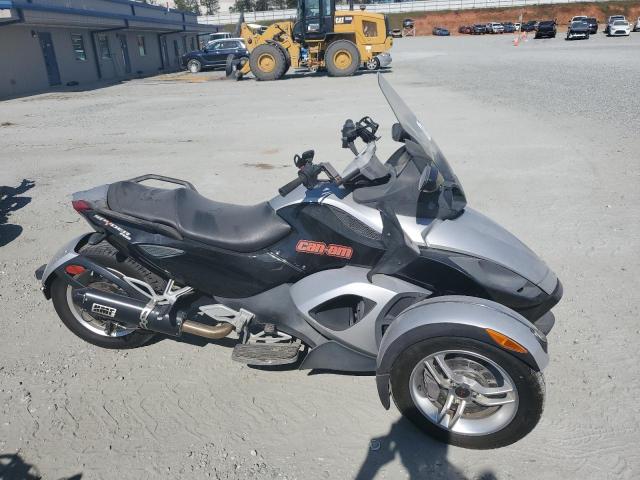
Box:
187;59;202;73
365;57;380;71
325;40;360;77
390;337;545;449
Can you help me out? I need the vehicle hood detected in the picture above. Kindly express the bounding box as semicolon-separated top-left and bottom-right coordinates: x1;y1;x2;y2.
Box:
424;207;556;294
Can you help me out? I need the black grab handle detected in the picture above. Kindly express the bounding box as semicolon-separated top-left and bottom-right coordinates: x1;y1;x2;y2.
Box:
127;174;197;191
278;176;304;197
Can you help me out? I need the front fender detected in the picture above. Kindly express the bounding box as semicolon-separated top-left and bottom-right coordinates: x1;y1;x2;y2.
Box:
375;295;549;409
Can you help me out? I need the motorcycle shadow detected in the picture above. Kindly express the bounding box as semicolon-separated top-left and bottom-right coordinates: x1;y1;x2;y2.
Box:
356;417;497;480
0;179;35;248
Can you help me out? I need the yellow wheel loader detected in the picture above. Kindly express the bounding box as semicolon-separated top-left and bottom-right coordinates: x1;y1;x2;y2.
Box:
226;0;393;81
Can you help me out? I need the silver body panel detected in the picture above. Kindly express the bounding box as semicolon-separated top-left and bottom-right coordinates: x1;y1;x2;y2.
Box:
290;266;430;356
424;207;554;293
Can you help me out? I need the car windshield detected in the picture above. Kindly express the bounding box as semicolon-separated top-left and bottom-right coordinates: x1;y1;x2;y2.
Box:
540;22;554;26
571;21;586;27
614;20;627;25
378;74;464;197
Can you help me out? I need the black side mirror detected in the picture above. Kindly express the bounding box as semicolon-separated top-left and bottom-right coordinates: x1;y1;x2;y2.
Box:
294;150;314;168
391;122;409;142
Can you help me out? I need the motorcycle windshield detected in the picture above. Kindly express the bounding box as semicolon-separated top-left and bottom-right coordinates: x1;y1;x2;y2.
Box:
378;74;463;194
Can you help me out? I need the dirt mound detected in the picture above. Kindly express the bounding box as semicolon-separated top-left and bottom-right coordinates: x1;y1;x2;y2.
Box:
387;1;640;35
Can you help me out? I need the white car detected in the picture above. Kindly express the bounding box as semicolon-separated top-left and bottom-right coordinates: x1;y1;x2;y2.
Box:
490;22;505;33
608;20;631;36
634;17;640;32
605;15;626;34
514;22;521;31
570;15;588;23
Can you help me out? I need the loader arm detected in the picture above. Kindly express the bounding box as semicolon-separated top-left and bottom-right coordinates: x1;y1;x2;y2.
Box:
237;21;301;74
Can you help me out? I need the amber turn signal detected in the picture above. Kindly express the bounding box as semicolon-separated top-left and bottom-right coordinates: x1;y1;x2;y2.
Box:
485;328;528;354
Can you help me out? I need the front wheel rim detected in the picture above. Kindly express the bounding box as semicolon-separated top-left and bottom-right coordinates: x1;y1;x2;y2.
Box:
409;349;519;436
333;50;352;70
188;61;200;73
366;58;378;70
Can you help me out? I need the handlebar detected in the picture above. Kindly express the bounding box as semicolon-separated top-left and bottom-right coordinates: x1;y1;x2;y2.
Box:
278;175;304;197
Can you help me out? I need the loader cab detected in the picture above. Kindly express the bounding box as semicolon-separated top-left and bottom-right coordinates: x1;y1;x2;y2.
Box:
295;0;335;41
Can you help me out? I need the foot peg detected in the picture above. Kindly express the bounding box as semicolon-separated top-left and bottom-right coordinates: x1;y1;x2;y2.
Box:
232;341;302;366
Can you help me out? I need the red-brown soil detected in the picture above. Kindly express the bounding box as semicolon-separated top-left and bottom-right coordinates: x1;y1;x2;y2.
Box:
387;1;640;35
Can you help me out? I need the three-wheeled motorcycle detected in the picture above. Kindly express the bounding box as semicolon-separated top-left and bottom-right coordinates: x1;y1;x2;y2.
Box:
37;75;562;449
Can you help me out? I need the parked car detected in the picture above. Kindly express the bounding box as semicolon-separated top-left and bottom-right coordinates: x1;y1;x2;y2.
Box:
501;22;515;33
584;17;598;34
488;22;505;34
605;15;626;34
570;16;588;23
535;20;557;38
566;20;590;40
432;26;450;36
182;38;248;73
471;24;486;34
458;25;472;34
633;17;640;32
521;21;537;32
608;19;631;36
390;28;403;38
514;22;521;31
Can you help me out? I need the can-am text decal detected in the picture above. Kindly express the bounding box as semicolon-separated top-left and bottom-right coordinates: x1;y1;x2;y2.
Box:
295;240;353;259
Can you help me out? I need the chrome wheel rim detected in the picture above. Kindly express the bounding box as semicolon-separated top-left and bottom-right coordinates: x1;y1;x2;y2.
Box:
409;350;518;436
188;61;200;73
366;58;378;70
66;272;135;337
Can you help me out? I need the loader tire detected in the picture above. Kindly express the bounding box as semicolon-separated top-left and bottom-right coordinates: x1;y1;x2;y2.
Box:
325;40;360;77
249;44;287;81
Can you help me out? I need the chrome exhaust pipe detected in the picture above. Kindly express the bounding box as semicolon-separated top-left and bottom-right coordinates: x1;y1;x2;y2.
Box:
72;288;235;340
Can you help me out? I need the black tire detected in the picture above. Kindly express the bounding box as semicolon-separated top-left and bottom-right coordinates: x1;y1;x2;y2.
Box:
187;59;202;73
325;40;360;77
50;242;166;349
390;337;545;449
249;44;287;81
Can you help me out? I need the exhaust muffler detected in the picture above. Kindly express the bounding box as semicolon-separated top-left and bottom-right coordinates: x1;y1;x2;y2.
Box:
72;288;234;339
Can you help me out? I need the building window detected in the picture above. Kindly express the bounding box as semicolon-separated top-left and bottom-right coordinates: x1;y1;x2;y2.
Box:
71;34;87;61
362;21;378;37
137;35;146;56
98;34;111;59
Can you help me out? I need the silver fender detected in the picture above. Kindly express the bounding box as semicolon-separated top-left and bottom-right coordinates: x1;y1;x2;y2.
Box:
375;295;549;409
39;233;91;298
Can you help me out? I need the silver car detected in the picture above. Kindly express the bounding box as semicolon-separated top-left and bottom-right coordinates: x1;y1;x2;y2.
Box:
634;17;640;32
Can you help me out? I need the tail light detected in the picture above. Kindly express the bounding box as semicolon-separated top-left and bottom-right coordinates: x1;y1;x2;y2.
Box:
72;200;91;212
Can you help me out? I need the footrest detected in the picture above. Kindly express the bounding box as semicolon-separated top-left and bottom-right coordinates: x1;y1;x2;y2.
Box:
232;341;301;366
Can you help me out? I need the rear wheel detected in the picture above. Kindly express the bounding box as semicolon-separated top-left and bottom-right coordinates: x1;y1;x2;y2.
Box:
390;337;545;449
325;40;360;77
50;243;166;349
249;44;287;81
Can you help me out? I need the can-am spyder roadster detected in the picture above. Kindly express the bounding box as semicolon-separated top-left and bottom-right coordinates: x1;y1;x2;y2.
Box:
37;75;562;449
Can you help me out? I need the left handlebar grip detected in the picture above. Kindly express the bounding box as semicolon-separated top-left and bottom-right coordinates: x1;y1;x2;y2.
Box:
278;175;304;197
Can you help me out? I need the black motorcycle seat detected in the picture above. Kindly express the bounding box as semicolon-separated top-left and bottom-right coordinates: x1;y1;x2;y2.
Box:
107;181;291;253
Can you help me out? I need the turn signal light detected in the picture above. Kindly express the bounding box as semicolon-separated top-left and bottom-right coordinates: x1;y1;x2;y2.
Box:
485;328;528;354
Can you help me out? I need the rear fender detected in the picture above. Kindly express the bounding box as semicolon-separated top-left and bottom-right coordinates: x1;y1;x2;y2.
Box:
375;295;549;409
39;233;145;300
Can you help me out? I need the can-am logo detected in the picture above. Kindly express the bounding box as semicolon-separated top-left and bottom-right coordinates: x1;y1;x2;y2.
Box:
295;240;353;259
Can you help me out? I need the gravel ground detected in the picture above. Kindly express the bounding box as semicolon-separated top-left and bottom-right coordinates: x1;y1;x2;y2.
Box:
1;33;639;480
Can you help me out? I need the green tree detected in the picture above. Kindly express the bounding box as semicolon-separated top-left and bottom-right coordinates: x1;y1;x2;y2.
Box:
201;0;220;14
174;0;200;14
